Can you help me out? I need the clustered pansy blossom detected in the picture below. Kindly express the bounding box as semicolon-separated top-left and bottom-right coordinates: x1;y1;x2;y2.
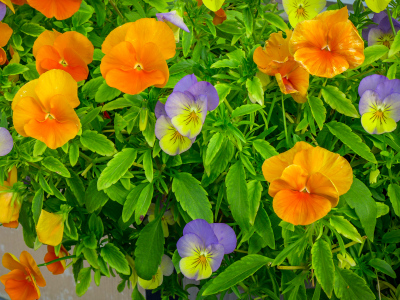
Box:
262;142;353;225
177;219;236;280
0;166;20;228
358;75;400;135
12;69;81;149
0;252;46;300
100;18;176;95
363;12;400;49
155;74;219;156
33;30;94;82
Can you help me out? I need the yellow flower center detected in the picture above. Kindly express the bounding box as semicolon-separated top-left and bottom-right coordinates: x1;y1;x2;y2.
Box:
59;59;68;67
377;34;394;49
295;2;309;19
134;63;143;71
44;113;56;120
369;102;392;125
170;130;185;144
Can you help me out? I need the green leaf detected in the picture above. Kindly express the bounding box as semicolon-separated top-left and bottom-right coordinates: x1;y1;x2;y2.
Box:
211;59;240;69
81;107;102;127
205;133;224;166
334;266;376;300
33;140;47;157
359;45;389;68
135;182;154;224
95;82;121;103
253;140;279;160
32;189;44;224
321;86;359;118
330;216;363;243
2;63;29;76
134;217;164;280
312;239;334;297
226;161;249;231
42;157;71;178
215;83;231;101
254;206;275;249
264;13;288;31
272;237;305;266
122;183;147;222
247;180;262;225
308;96;326;130
83;77;104;99
82;247;99;269
69;142;79;167
142;0;168;12
232;104;263;118
85;179;109;213
172;173;213;223
243;7;253;36
342;179;377;241
102;98;133;111
387;63;397;79
76;268;92;297
182;30;193;57
100;243;130;275
388;184;400;217
143;151;153;183
382;230;400;243
369;258;397;278
246;77;264;106
203;255;273;296
80;130;115;156
326;121;377;163
97;148;137;190
66;172;86;206
20;23;45;36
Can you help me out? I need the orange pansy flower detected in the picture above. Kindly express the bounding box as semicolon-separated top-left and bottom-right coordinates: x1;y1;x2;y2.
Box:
0;251;46;300
289;7;365;78
100;18;176;95
213;8;227;25
44;246;69;275
253;30;309;103
262;141;353;225
12;69;80;149
26;0;82;20
0;166;20;228
33;30;94;82
0;22;12;66
36;210;64;246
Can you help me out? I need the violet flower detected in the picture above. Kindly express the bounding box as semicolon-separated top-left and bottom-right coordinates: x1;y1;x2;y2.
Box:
363;12;400;49
0;3;6;21
0;127;13;156
156;11;189;43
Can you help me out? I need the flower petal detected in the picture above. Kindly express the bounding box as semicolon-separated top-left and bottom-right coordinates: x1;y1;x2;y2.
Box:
0;127;13;156
12;80;39;109
13;96;47;137
101;23;132;55
27;0;82;20
283;0;326;27
209;223;237;254
177;233;204;258
359;90;382;115
32;29;61;57
183;219;219;247
0;22;12;48
375;78;400;100
361;111;397;134
36;210;64;246
19;251;46;287
156;11;190;33
202;0;224;12
306;172;339;207
206;243;224;272
269;165;308;197
154;101;167;119
0;3;7;21
2;270;40;300
160;255;174;276
382;93;400;122
187;81;219;111
53;31;94;64
138;268;163;290
365;0;391;13
173;74;198;93
1;253;24;272
273;190;332;225
180;256;212;280
358;75;387;97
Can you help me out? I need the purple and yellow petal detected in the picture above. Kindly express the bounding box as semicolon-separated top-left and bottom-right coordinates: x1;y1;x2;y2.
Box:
156;11;190;33
138;268;163;290
177;233;205;258
180;255;213;280
375;79;400;100
206;243;225;272
358;74;387;97
182;219;219;247
173;74;198;93
359;90;381;115
382;93;400;122
210;223;237;254
187;81;220;111
361;112;397;134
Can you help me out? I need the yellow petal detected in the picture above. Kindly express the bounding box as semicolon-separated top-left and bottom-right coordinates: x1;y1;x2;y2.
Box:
365;0;391;13
36;210;64;246
202;0;224;12
138;268;163;290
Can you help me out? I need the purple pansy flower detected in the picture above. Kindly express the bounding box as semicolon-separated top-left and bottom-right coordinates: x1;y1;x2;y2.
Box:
363;12;400;49
0;2;6;21
0;127;13;156
358;74;400;134
177;219;236;280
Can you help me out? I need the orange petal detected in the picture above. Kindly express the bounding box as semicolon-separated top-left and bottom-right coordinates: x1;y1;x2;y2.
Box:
262;141;313;182
11;0;28;5
0;22;13;48
53;31;94;64
125;18;176;60
3;271;40;300
0;191;14;224
273;190;332;225
289;20;328;55
32;29;61;57
293;146;353;195
101;41;168;95
34;69;80;109
314;7;349;29
102;23;133;55
0;269;25;285
19;251;46;287
12;80;40;109
0;48;7;66
12;96;46;137
1;253;25;272
2;221;19;228
306;172;339;207
269;165;308;197
213;8;227;25
27;0;82;20
44;250;65;275
24;94;80;149
35;45;62;75
36;210;64;246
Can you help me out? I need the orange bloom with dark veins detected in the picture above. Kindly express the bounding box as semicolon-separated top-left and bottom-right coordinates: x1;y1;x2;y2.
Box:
101;18;176;95
27;0;82;20
253;30;309;103
262;142;353;225
289;7;365;78
0;251;46;300
33;30;94;82
44;246;69;275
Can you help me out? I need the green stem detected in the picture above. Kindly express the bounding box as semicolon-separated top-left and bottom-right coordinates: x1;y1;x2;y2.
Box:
37;255;76;267
277;266;307;270
331;236;367;254
79;152;92;163
387;8;397;37
224;98;234;113
234;249;248;254
81;163;93;177
282;95;290;148
110;0;125;21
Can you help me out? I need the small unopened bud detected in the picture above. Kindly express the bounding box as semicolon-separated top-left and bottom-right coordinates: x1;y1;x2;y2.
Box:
369;169;380;184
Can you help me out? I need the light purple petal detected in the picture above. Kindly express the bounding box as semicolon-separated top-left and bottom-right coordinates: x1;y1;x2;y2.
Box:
0;3;6;21
187;82;220;111
362;24;377;41
368;28;386;46
382;93;400;122
206;243;225;272
0;127;13;156
173;74;198;93
160;255;174;276
378;16;400;33
177;233;205;258
372;12;387;24
376;78;400;100
155;115;172;140
183;219;219;247
209;223;237;254
358;75;387;97
359;90;382;115
155;101;167;119
165;91;196;118
156;11;190;33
